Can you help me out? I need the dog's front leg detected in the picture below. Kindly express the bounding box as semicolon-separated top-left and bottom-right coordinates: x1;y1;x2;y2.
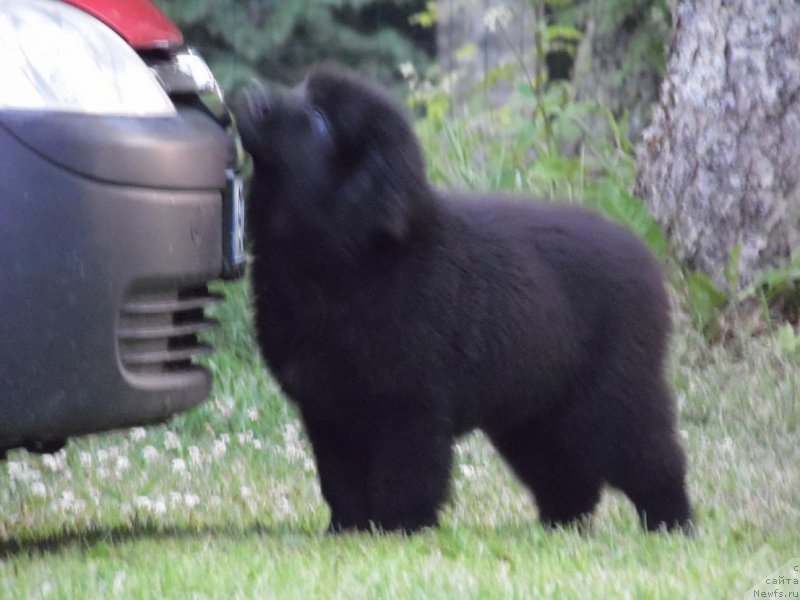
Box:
366;404;453;533
302;415;372;533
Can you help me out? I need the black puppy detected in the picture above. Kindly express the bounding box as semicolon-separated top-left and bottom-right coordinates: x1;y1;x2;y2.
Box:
235;65;692;534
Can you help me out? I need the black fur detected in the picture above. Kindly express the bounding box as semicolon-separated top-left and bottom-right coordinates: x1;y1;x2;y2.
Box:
235;65;692;534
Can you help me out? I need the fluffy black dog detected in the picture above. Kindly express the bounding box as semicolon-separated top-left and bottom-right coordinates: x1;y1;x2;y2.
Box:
235;65;692;534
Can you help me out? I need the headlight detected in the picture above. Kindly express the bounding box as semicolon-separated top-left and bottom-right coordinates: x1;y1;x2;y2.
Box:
0;0;175;117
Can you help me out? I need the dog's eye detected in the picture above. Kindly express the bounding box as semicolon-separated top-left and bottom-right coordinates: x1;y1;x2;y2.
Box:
309;108;330;138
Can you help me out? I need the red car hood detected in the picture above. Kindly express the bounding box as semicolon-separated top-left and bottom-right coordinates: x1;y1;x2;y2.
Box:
63;0;183;49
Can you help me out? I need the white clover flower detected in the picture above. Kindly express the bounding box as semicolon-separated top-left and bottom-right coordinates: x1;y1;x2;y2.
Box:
151;495;167;515
251;439;263;451
6;461;21;479
164;431;180;450
6;460;39;481
114;456;130;475
134;496;151;510
237;431;254;445
31;481;47;498
78;452;93;468
142;445;159;462
188;445;203;467
212;439;227;459
283;422;308;463
42;450;66;473
129;427;147;442
184;493;200;510
240;485;252;499
171;458;187;474
247;407;260;422
483;6;512;33
57;490;86;513
459;464;477;480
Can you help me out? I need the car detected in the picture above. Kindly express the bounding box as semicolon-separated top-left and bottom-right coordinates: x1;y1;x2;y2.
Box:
0;0;246;459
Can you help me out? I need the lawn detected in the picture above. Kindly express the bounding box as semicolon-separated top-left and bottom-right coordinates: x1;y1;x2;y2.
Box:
1;279;798;599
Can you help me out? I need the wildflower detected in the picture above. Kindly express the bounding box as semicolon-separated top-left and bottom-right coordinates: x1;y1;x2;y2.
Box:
283;422;308;462
6;461;21;480
42;450;66;473
57;490;86;513
114;455;130;475
483;6;512;33
460;464;477;480
240;485;252;499
212;438;227;459
171;458;187;474
188;445;203;467
251;439;263;450
129;427;147;442
31;481;47;498
247;407;260;422
164;431;180;450
134;496;151;510
152;495;167;515
7;461;41;482
399;61;417;80
237;431;254;445
78;452;93;468
142;445;159;462
184;493;200;510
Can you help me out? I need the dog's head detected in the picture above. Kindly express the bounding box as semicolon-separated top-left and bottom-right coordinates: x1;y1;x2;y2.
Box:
235;64;433;260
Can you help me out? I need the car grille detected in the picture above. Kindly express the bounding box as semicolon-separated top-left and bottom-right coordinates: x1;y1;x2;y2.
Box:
118;285;222;375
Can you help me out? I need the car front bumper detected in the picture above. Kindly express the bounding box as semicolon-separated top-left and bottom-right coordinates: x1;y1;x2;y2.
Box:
0;105;243;452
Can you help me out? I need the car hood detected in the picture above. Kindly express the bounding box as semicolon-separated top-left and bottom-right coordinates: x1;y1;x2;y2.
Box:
62;0;183;49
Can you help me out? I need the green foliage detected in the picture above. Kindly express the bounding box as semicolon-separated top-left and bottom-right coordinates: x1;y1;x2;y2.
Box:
153;0;433;92
408;1;667;259
548;0;671;74
686;271;727;334
682;250;800;343
777;323;800;355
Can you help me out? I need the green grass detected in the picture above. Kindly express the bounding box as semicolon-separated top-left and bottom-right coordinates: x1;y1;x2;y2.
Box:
1;280;798;599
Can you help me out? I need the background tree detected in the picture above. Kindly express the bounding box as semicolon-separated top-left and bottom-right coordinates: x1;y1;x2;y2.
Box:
153;0;434;90
635;0;800;296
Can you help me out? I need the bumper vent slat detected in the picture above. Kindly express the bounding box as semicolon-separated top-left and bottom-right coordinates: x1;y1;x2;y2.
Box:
118;286;221;376
122;344;214;366
121;293;223;315
117;319;217;341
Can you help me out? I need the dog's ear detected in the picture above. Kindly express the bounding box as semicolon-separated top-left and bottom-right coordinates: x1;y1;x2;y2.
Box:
333;146;417;249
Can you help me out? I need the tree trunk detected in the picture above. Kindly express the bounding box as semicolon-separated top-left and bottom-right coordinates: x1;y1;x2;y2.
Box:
635;0;800;291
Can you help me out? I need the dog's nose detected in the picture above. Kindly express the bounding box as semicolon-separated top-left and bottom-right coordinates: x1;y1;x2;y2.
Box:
235;80;275;121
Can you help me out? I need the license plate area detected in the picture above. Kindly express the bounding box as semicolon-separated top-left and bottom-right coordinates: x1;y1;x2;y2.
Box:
222;169;246;279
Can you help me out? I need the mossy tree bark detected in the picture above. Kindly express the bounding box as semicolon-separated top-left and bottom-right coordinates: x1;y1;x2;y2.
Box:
635;0;800;291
